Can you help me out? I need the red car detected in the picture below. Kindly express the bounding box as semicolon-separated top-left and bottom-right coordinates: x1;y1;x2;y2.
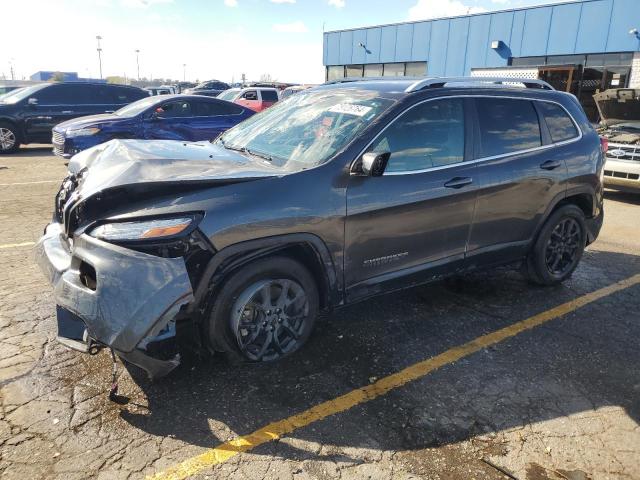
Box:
218;87;279;112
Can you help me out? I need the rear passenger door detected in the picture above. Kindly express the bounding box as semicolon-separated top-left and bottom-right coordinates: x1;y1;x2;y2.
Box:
466;97;575;266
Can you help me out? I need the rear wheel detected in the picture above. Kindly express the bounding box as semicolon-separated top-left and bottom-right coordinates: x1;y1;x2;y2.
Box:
0;122;20;154
205;256;319;362
524;204;587;286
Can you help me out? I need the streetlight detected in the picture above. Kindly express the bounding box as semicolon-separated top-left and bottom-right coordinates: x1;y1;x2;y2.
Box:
135;49;140;81
96;35;103;79
182;63;186;81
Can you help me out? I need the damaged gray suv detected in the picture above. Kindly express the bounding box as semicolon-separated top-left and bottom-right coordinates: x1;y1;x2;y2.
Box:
36;77;605;379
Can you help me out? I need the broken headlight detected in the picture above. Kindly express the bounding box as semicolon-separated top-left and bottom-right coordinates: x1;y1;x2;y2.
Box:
88;216;196;242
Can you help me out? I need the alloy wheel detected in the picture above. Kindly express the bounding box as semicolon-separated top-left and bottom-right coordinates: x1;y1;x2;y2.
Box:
0;127;16;151
544;217;582;276
231;278;309;361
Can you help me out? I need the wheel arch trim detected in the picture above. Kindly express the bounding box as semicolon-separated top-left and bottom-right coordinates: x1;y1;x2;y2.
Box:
190;233;342;316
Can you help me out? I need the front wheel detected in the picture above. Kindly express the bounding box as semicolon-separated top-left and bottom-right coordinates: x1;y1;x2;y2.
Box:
524;205;587;286
0;123;20;154
205;256;319;362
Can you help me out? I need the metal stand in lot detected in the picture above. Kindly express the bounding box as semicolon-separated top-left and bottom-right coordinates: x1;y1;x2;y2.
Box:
108;348;119;402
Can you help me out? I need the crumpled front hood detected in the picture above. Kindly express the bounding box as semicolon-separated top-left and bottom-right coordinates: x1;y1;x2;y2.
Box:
594;89;640;126
56;113;123;131
68;139;280;200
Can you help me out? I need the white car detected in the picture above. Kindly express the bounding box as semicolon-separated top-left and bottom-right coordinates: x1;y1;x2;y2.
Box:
595;89;640;193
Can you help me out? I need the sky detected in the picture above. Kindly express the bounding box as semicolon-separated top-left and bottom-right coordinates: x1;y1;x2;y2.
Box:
2;0;575;85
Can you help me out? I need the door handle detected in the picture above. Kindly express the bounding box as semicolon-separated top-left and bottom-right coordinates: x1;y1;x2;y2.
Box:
540;160;562;170
61;111;74;114
444;177;473;189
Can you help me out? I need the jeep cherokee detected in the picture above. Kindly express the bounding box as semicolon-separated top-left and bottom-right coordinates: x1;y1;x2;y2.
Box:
35;77;605;378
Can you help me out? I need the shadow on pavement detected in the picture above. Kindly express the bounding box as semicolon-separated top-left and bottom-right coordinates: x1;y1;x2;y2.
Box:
119;249;640;462
604;189;640;205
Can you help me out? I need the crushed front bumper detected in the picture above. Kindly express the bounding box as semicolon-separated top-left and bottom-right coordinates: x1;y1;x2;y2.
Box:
35;222;194;378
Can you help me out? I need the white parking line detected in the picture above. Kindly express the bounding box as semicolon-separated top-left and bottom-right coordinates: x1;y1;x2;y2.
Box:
0;241;36;250
0;180;59;186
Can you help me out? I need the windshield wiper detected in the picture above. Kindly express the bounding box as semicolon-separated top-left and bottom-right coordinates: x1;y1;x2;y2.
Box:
217;138;273;162
217;137;247;153
245;148;273;162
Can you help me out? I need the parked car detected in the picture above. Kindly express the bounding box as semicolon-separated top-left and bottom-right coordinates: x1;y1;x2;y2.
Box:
0;82;148;154
36;77;604;379
51;94;254;158
184;80;230;97
280;85;315;100
176;82;197;93
595;88;640;192
0;84;30;96
217;87;279;112
144;87;172;96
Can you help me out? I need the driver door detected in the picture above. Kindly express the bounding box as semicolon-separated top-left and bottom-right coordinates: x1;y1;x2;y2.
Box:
344;97;478;301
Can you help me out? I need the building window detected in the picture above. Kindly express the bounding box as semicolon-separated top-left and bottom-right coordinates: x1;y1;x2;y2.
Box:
326;66;345;81
405;62;428;76
510;56;546;67
346;65;364;77
383;63;405;76
364;64;383;77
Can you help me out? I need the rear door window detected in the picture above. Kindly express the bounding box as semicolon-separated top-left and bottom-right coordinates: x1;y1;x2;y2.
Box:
194;100;243;116
475;98;542;157
35;85;89;105
260;90;279;102
368;98;466;172
242;90;258;100
536;101;579;143
156;100;193;118
87;85;115;104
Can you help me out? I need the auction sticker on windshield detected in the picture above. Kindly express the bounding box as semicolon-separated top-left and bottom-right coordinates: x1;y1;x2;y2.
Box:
328;103;373;116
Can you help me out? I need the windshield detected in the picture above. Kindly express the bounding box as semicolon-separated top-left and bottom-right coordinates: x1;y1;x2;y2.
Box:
216;88;394;170
218;89;239;101
114;95;159;117
0;84;47;104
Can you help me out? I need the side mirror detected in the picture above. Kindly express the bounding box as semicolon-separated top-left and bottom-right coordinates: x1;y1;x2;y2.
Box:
360;151;390;177
27;98;38;106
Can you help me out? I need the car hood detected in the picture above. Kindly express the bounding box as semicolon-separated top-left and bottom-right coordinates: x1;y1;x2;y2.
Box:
594;89;640;126
68;139;280;200
55;113;125;131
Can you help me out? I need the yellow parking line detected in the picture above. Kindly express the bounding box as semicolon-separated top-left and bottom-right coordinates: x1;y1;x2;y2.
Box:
148;273;640;480
0;241;35;250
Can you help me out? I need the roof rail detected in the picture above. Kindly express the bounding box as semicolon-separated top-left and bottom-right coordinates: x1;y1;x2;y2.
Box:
405;77;554;92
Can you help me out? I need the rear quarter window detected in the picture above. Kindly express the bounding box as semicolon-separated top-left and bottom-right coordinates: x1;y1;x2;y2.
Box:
260;90;279;102
476;98;542;157
537;101;579;143
195;100;243;116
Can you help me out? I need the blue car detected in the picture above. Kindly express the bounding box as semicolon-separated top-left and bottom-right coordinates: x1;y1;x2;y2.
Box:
52;94;254;158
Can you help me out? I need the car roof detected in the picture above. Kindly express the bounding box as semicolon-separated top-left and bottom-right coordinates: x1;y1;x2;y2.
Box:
314;77;560;100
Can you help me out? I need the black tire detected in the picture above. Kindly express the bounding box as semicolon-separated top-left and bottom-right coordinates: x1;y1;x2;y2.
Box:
523;204;587;286
0;122;20;154
204;256;319;363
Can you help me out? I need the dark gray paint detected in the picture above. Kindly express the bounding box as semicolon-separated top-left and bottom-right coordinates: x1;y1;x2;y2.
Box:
35;80;605;378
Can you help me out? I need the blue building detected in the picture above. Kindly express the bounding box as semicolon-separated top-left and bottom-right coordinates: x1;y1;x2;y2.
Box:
322;0;640;120
30;71;106;83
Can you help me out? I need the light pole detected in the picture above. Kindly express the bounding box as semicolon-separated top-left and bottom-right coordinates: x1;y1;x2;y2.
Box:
135;49;140;81
183;63;186;82
96;35;103;79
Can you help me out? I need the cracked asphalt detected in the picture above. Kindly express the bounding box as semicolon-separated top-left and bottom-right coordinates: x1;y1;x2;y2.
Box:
1;146;639;480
